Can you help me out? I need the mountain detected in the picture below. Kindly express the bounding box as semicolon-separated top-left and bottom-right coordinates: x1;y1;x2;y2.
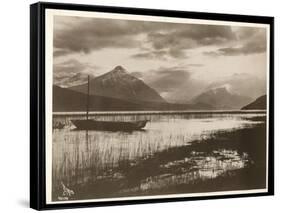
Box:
69;66;166;103
63;72;93;87
241;95;266;110
54;72;95;88
191;87;253;109
53;85;214;112
53;85;141;112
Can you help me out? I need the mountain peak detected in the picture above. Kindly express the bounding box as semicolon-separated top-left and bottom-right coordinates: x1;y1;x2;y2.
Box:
210;85;232;94
112;65;127;74
96;65;131;82
211;87;229;94
69;65;167;103
192;86;252;109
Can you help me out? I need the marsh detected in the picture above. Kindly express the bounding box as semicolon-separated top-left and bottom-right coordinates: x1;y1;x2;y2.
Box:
52;111;266;201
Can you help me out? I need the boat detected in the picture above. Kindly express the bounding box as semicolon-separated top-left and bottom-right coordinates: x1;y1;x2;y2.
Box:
71;119;148;131
71;75;149;131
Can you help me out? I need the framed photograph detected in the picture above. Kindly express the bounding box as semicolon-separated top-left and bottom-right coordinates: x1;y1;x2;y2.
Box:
30;2;274;210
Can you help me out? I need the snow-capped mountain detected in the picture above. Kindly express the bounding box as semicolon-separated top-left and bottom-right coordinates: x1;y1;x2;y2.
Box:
191;87;253;109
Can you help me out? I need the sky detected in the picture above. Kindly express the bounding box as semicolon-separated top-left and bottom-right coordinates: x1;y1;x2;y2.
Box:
53;14;268;103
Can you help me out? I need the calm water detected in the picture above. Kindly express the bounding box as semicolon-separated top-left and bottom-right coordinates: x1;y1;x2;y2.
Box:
52;112;266;200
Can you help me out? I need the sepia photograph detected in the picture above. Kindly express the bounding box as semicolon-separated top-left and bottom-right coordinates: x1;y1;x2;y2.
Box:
42;7;271;205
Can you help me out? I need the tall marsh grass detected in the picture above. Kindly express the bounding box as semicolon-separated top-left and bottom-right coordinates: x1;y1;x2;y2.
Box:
52;113;265;197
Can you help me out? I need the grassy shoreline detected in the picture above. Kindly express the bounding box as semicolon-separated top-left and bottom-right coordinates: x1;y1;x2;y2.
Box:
53;117;266;201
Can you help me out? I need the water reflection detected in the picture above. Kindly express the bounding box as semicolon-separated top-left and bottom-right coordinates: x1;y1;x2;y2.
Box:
120;149;249;194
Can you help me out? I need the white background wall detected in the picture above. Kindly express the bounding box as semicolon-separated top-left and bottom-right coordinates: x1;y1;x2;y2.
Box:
0;0;279;212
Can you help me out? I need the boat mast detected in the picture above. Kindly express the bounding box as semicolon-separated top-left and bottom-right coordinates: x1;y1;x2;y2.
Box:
86;75;90;120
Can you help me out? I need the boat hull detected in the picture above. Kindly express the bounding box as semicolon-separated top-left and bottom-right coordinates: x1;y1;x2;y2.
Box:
71;119;148;131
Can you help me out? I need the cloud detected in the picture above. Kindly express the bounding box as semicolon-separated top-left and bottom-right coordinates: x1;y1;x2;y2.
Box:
235;27;261;40
53;16;168;56
217;43;265;56
131;24;235;60
132;66;191;92
54;15;240;59
53;59;98;87
131;66;205;102
131;48;186;60
136;67;265;102
131;71;143;79
147;67;191;93
168;48;187;59
53;48;72;57
187;63;204;67
54;15;266;60
148;24;235;48
131;50;169;60
203;28;266;56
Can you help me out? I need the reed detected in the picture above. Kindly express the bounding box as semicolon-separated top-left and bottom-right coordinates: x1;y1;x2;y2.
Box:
51;113;266;200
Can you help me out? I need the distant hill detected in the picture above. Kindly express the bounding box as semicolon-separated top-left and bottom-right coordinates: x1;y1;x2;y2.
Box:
53;85;141;112
241;95;266;110
191;87;252;109
53;85;214;112
69;66;166;104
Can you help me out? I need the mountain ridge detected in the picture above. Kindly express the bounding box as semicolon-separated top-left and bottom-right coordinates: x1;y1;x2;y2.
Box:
53;85;215;112
191;87;253;109
241;95;266;110
69;66;166;104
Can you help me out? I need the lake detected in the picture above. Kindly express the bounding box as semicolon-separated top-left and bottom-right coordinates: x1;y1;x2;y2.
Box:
52;111;267;201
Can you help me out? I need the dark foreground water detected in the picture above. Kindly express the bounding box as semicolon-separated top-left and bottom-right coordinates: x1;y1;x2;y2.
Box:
52;112;267;201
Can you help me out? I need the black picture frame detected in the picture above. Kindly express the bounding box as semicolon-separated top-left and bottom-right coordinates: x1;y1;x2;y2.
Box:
30;1;274;210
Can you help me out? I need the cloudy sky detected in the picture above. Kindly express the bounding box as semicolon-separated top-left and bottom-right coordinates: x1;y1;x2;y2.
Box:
53;14;268;102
